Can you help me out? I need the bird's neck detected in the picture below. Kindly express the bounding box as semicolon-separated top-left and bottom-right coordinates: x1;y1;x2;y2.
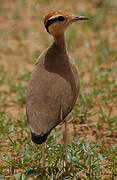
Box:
54;34;67;52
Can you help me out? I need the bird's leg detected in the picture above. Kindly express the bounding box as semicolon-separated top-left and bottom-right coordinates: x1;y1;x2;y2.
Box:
64;118;68;164
60;107;68;166
42;142;45;168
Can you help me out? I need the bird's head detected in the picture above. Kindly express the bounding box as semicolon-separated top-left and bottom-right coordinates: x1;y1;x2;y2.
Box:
44;10;88;37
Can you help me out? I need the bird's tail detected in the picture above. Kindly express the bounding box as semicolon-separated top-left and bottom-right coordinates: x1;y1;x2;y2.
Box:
30;130;50;144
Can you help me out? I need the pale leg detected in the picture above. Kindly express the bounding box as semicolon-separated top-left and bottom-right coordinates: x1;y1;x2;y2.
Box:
60;107;68;164
64;119;68;164
42;143;45;168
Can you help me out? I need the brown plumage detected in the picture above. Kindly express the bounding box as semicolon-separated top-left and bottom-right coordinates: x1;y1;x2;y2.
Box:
26;10;88;146
44;10;72;24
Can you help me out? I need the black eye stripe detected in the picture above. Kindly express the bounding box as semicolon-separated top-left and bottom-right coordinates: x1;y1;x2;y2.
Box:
45;17;58;33
58;16;65;21
45;16;65;33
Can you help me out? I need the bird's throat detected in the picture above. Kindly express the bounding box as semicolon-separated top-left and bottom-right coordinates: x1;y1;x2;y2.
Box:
54;34;67;51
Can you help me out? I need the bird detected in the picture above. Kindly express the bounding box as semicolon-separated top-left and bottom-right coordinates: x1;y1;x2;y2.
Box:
26;10;88;167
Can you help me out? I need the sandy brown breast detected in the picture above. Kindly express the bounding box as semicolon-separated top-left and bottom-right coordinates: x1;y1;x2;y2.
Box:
26;42;80;144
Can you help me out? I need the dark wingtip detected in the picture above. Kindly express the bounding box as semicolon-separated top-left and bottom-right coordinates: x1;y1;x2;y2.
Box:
30;130;49;145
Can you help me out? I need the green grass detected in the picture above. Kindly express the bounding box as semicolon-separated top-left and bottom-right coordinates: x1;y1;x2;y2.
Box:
0;0;117;179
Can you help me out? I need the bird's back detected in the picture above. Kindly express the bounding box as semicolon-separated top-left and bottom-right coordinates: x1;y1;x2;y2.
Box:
26;42;80;143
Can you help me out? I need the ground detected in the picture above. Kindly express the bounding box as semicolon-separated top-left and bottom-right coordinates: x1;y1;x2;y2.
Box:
0;0;117;179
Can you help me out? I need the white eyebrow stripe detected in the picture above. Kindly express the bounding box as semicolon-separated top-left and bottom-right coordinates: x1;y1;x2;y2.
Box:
48;14;62;21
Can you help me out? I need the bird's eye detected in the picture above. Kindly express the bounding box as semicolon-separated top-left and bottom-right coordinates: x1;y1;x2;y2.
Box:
58;16;65;22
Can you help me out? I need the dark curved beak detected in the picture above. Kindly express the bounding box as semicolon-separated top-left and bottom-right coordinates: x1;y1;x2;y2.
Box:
74;16;89;21
71;16;89;23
